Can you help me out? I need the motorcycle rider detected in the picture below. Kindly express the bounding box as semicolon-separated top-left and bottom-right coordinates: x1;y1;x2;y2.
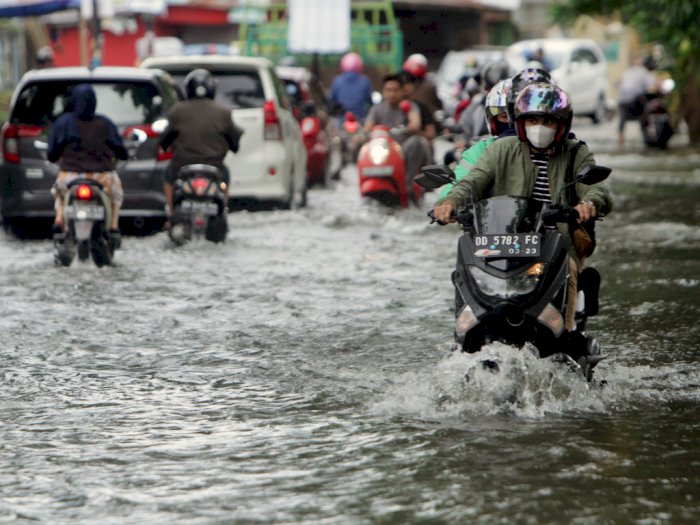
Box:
456;60;512;148
49;83;127;245
159;68;242;235
399;70;437;141
438;77;512;200
362;73;432;203
442;67;554;190
434;82;613;352
328;52;373;121
402;53;442;115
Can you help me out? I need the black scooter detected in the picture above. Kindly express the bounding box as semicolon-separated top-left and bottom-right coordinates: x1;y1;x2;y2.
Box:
417;164;611;381
169;164;228;245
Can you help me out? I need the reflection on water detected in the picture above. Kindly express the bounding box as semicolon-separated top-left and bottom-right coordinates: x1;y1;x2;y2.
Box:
1;134;699;523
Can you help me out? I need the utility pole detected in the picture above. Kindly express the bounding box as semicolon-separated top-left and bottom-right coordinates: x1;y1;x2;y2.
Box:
90;0;102;67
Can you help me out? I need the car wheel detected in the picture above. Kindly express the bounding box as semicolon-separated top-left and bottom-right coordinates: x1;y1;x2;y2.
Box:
591;94;606;124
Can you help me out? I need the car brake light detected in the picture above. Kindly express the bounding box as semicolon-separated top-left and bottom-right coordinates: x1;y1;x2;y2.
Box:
263;100;282;140
2;123;45;163
76;184;93;200
192;177;209;196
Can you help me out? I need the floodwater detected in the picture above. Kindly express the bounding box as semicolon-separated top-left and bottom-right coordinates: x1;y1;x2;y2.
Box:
1;120;699;524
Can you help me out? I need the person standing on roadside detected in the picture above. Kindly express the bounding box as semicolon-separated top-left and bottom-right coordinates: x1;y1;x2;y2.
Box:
617;56;658;148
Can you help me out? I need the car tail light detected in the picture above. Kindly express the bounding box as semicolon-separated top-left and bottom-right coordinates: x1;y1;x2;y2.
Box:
192;177;209;196
263;100;282;140
2;123;45;163
76;184;93;200
123;124;173;161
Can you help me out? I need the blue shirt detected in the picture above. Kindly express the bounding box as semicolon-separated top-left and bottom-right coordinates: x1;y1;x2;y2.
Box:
329;71;373;119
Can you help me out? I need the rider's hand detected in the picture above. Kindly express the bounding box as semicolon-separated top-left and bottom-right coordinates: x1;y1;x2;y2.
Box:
434;202;456;223
575;201;597;223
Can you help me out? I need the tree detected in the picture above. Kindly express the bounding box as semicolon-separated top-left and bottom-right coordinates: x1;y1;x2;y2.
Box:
551;0;700;144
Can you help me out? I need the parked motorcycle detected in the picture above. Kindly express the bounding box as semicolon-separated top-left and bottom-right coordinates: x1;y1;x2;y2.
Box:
356;100;424;208
169;164;228;245
54;178;117;267
299;102;331;188
416;163;612;381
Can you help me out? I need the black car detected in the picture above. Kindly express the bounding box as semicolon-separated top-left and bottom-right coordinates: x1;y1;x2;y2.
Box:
0;66;182;238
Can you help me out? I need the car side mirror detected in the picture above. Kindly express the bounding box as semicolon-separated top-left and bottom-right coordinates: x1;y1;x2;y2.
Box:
415;164;456;189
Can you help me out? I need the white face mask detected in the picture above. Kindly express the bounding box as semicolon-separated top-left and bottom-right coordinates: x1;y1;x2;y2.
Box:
525;124;557;149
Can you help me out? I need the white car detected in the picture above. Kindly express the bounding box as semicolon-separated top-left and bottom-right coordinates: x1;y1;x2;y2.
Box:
140;55;307;209
506;38;609;123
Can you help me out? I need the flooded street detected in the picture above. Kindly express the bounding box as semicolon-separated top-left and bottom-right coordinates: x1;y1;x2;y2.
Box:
1;119;699;524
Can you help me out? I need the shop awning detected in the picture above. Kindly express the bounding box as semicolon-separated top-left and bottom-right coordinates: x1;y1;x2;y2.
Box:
0;0;80;17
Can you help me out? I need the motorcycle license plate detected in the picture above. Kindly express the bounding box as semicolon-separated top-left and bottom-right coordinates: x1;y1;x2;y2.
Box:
180;200;219;216
473;234;540;257
64;205;104;220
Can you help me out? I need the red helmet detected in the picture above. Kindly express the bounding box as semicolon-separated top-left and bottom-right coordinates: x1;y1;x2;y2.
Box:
402;53;428;79
340;52;363;74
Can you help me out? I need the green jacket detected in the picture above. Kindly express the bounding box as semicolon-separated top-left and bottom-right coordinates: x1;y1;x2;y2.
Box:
437;137;493;200
437;136;613;251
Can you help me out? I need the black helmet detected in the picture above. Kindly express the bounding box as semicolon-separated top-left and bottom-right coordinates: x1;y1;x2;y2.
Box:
507;67;552;122
185;68;217;99
479;59;511;91
514;82;572;148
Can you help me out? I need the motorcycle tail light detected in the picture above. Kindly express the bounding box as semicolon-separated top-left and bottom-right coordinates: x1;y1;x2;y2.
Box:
76;184;93;200
344;120;359;133
192;177;209;196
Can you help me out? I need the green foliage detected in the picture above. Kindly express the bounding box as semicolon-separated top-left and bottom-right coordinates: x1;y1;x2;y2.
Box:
552;0;700;143
551;0;700;67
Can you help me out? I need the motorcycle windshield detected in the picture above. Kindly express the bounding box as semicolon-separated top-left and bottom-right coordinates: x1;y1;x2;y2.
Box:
470;196;543;234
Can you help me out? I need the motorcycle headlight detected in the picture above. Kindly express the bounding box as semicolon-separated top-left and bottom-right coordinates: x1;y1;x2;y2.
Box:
468;263;544;298
368;138;390;165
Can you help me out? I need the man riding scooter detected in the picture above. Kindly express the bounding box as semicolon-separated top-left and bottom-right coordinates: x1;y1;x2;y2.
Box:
159;69;242;240
361;73;432;204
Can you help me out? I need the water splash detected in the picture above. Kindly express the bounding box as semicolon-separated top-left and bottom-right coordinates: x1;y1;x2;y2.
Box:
370;343;607;419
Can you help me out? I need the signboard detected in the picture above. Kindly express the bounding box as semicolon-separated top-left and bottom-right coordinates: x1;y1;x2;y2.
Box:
288;0;350;54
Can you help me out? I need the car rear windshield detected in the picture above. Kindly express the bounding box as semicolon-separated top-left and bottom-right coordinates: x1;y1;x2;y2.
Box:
10;80;168;127
167;69;265;109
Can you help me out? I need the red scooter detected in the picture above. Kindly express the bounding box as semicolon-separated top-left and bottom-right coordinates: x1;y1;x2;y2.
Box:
356;100;423;208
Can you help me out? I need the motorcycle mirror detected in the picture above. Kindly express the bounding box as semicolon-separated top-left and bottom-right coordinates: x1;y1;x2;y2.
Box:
127;128;149;145
415;164;456;189
575;165;611;185
151;118;169;134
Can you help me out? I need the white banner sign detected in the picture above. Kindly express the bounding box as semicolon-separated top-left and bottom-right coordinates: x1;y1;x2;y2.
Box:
288;0;350;54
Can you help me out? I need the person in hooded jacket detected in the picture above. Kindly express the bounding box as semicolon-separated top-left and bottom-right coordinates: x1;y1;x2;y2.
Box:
48;83;127;243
